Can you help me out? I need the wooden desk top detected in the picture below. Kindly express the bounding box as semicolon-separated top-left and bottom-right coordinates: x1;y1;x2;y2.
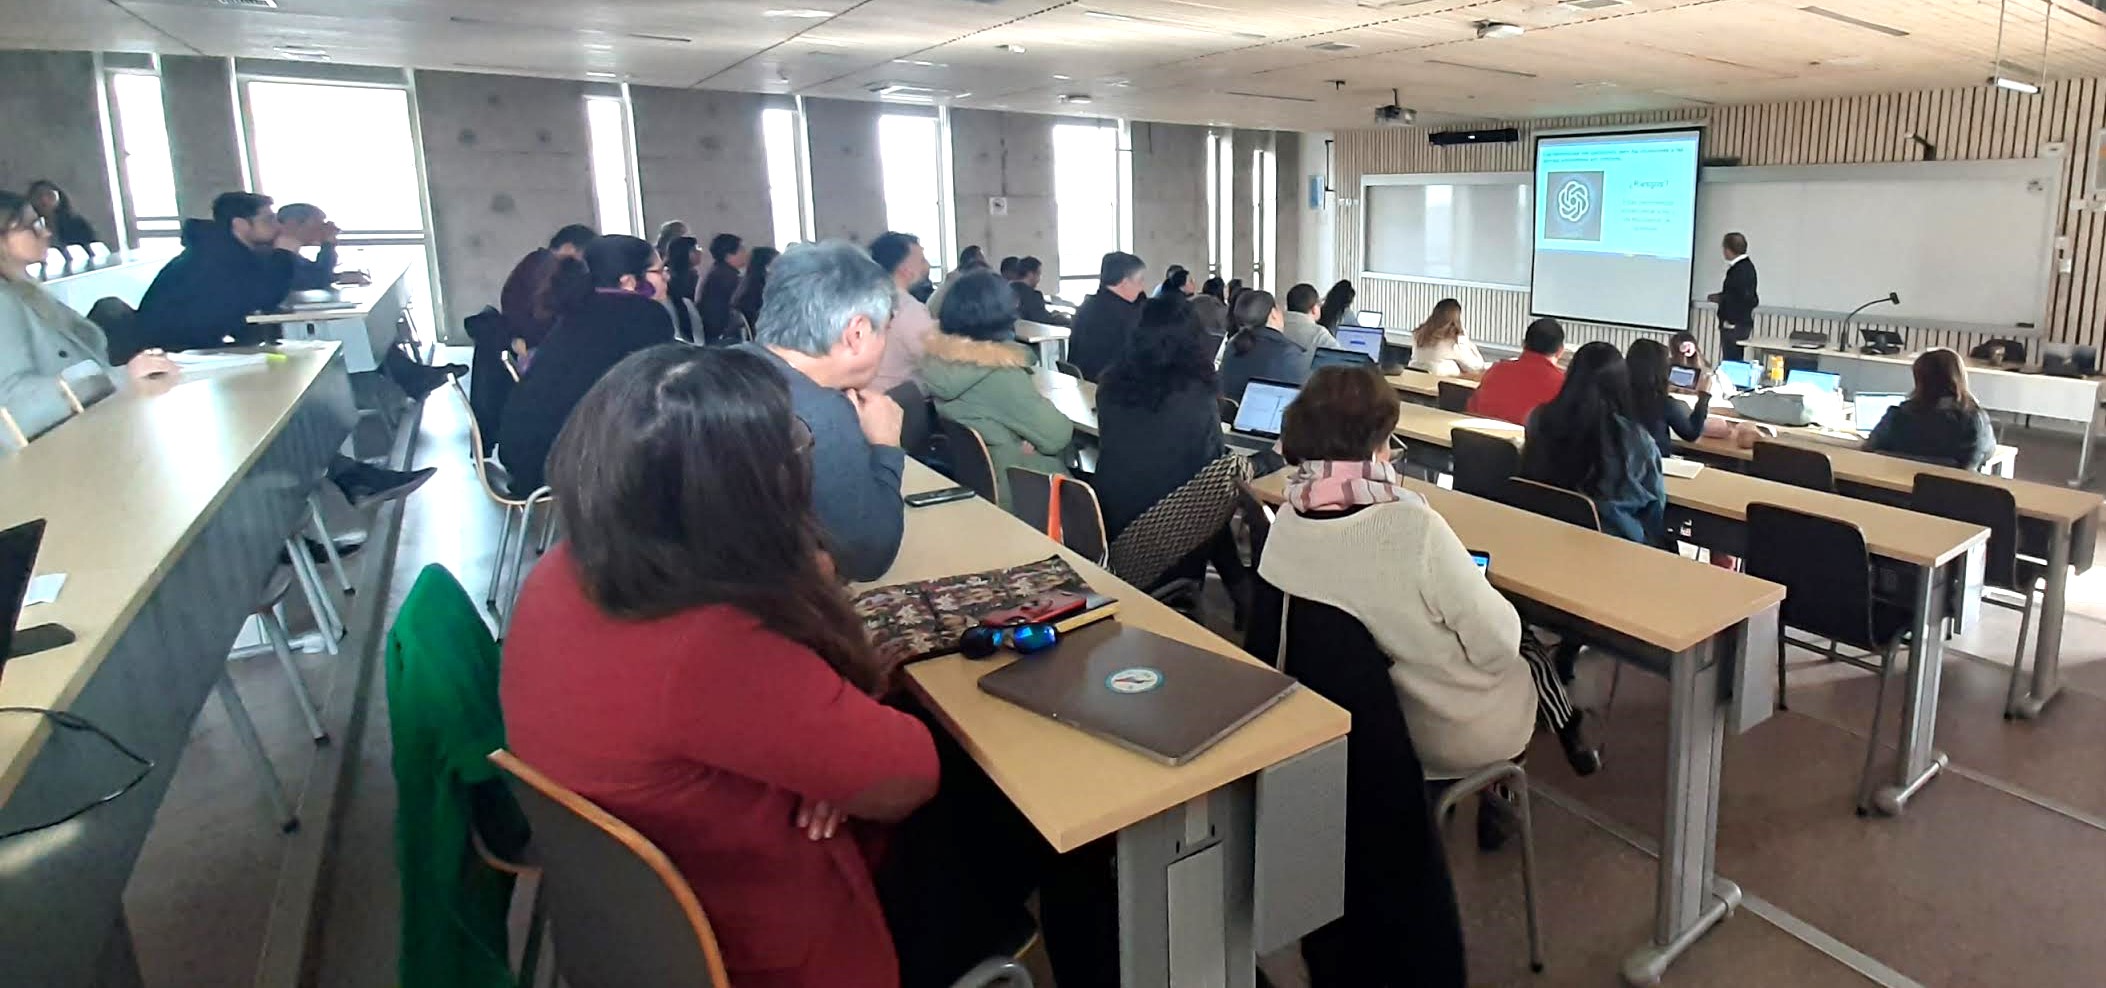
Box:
246;263;408;325
1033;369;1098;437
1015;320;1071;343
1387;368;1477;399
0;344;342;802
1394;402;1522;447
880;460;1350;852
1680;433;2098;527
1249;471;1784;655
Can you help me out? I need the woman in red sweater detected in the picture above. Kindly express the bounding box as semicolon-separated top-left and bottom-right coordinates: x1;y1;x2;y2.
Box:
501;344;940;987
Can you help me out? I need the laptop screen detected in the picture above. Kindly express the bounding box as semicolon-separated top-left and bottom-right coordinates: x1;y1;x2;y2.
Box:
1853;392;1906;433
1311;347;1375;371
1786;369;1841;393
1717;360;1756;390
0;519;48;670
1233;380;1301;438
1354;309;1384;329
1333;327;1384;358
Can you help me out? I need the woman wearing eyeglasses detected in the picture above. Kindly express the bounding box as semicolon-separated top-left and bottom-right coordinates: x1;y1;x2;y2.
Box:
0;191;176;440
495;234;674;494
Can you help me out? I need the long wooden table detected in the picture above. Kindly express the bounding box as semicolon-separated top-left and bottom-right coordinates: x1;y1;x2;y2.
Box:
1248;470;1785;986
876;460;1351;986
246;264;410;374
0;343;356;986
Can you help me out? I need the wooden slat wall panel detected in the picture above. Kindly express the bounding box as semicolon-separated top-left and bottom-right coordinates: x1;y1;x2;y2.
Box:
1336;79;2106;357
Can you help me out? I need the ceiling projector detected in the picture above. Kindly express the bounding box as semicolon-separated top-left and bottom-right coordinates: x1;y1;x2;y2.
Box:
1375;89;1416;127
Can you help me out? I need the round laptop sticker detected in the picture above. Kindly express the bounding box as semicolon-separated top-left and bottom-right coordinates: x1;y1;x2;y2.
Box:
1105;667;1163;694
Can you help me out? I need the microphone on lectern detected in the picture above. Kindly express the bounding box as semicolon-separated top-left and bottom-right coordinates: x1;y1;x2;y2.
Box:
1839;293;1902;351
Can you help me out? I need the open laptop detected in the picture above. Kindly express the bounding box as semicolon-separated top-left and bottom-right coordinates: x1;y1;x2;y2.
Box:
977;621;1299;765
1311;347;1376;371
1;519;51;668
1354;309;1385;329
1785;368;1841;393
1717;360;1757;391
1332;326;1385;360
1229;378;1300;451
1852;392;1906;434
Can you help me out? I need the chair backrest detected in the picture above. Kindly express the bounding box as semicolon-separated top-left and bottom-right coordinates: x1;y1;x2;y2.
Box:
1003;467;1110;565
889;381;934;461
1911;473;2020;591
1751;440;1835;492
1448;428;1520;499
1436;380;1473;413
1218;395;1240;426
1054;359;1084;379
490;750;730;988
87;296;146;364
57;368;117;414
1742;503;1878;648
449;376;517;504
1498;477;1601;531
937;416;999;502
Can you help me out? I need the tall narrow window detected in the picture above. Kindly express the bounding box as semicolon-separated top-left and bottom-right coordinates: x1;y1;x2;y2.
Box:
761;107;806;244
584;95;637;238
106;72;180;244
1052;122;1119;304
878;114;944;275
1205;132;1220;278
1252;145;1276;292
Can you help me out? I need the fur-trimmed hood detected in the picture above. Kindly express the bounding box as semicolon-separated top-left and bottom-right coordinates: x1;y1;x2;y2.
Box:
918;332;1035;400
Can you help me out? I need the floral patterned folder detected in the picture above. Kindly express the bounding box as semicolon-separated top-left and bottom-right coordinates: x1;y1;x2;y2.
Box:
854;555;1091;664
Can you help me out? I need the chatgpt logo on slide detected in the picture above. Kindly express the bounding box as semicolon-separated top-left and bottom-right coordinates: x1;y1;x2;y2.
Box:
1545;171;1603;241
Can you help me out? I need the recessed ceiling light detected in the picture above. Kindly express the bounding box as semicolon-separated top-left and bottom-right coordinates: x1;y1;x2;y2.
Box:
765;7;833;17
1052;74;1071;80
893;58;946;67
583;42;615;51
995;43;1025;53
586;71;619;79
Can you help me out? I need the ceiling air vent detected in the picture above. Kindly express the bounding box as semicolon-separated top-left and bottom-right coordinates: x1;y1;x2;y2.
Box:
1561;0;1627;10
1308;41;1357;52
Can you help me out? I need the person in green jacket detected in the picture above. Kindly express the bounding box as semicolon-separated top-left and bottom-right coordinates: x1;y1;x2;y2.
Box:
921;269;1074;507
385;565;529;988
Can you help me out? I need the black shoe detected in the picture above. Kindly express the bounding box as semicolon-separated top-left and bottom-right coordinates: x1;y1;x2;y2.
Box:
334;464;435;510
1558;710;1604;777
390;361;463;401
1477;786;1520;852
278;536;363;567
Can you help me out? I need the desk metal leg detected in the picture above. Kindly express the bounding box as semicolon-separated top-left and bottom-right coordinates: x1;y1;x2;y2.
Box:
2015;528;2073;718
1623;637;1742;986
2076;405;2099;487
1118;779;1257;988
1874;562;1951;814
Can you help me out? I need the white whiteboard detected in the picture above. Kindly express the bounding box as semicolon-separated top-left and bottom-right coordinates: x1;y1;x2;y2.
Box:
1691;159;2061;330
1362;173;1531;288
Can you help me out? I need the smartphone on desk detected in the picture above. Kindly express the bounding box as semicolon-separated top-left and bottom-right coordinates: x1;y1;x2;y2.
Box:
904;486;976;508
980;591;1089;627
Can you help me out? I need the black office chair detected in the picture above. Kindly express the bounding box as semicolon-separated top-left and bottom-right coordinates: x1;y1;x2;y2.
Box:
1005;468;1109;565
1742;504;1912;813
1436;381;1473;413
1910;474;2045;720
889;381;936;462
1250;589;1474;984
1449;429;1520;499
1498;478;1602;531
937;417;999;503
1751;441;1836;492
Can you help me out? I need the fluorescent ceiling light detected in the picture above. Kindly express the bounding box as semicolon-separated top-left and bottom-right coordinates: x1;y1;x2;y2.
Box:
1083;8;1263;39
765;8;832;17
1990;75;2040;94
586;71;619;79
274;45;328;58
1797;6;1908;37
1223;91;1316;103
1052;74;1072;80
995;43;1025;53
893;58;946;67
1085;10;1143;23
1424;58;1536;78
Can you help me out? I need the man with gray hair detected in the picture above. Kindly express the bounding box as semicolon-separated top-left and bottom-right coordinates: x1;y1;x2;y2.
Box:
743;240;907;580
274;202;370;289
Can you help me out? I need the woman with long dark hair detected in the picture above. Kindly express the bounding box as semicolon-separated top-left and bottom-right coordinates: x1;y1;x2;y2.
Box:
1098;295;1225;537
1217;288;1312;404
496;234;674;493
502;345;941;988
732;245;780;337
1520;341;1665;544
1408;298;1487;378
1625;337;1711;456
1316;279;1357;331
1190;275;1230;338
26;180;100;254
1863;347;1996;469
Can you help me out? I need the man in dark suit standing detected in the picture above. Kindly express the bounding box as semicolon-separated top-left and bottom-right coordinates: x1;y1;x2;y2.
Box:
1707;231;1758;361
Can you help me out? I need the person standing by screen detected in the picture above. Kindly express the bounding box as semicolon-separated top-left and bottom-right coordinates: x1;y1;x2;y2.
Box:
1707;232;1758;361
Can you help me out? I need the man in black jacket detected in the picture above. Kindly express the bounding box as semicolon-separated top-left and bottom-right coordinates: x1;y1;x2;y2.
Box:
1066;251;1147;381
1707;231;1758;361
697;232;748;344
1008;256;1069;327
137;191;296;353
